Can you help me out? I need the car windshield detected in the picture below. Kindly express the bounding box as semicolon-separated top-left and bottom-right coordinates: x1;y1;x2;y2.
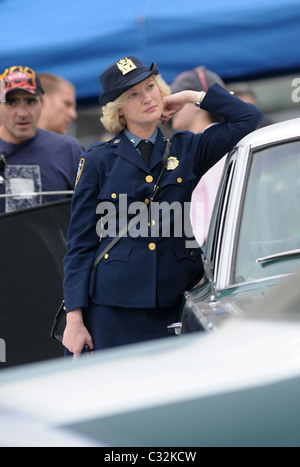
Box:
234;139;300;284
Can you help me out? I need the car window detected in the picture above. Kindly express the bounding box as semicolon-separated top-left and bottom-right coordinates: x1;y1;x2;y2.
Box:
234;139;300;283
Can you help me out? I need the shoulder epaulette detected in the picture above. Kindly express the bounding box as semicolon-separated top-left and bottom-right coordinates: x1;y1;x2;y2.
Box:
85;142;106;153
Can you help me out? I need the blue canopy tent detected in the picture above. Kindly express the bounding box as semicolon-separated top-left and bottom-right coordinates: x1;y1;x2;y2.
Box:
1;0;300;102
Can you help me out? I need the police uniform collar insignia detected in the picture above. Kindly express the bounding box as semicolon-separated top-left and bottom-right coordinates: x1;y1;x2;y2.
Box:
113;139;121;144
166;156;179;171
117;58;137;75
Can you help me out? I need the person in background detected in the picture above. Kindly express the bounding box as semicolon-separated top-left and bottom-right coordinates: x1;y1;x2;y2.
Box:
37;73;78;134
170;66;228;246
0;66;84;213
226;81;272;127
226;82;257;105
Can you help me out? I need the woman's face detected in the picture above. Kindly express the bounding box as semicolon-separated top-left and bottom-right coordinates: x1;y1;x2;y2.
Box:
118;77;163;134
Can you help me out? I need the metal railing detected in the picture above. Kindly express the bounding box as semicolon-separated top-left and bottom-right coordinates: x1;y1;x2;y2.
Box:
0;191;74;199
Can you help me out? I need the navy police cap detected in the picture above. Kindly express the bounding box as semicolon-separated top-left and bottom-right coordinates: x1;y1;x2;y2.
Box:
99;55;159;106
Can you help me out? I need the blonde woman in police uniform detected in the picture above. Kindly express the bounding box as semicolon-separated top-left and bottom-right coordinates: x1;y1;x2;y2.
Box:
63;56;262;357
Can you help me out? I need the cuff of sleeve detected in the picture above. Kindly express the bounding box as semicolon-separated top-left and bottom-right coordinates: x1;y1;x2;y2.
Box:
194;91;206;108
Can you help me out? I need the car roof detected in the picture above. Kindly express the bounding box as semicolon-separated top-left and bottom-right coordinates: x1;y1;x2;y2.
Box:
237;117;300;150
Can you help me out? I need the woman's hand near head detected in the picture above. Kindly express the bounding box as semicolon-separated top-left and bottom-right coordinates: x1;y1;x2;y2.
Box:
160;90;200;125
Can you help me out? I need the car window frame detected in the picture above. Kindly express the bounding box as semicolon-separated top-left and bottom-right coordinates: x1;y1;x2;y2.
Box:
204;150;237;286
230;136;300;285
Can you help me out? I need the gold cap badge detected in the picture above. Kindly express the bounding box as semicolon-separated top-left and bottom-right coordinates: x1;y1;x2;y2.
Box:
117;58;137;75
166;156;179;171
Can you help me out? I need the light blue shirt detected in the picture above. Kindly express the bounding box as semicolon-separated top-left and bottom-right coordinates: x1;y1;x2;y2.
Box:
124;128;158;152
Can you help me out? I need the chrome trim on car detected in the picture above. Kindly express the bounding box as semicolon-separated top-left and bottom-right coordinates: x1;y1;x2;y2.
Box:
217;273;291;293
256;249;300;265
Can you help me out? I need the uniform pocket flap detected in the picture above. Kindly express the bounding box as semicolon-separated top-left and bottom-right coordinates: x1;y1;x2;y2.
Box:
98;181;136;200
102;244;132;263
173;242;202;261
160;164;196;187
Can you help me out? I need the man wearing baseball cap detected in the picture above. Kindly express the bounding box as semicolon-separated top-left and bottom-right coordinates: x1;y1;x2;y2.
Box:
0;66;84;213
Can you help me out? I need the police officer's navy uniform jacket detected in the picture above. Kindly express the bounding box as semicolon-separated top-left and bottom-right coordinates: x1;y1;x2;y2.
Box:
63;84;263;315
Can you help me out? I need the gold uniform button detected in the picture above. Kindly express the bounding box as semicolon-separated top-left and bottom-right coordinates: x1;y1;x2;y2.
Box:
104;253;109;259
144;198;149;205
177;177;183;184
111;193;117;199
190;251;195;257
148;242;156;251
146;175;153;183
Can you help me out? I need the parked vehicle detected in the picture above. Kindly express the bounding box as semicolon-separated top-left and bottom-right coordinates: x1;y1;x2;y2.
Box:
181;118;300;333
0;265;300;447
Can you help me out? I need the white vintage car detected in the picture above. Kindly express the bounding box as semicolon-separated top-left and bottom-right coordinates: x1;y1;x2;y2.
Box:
181;117;300;332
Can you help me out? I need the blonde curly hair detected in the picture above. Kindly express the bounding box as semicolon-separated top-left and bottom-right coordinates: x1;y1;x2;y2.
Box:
100;74;171;134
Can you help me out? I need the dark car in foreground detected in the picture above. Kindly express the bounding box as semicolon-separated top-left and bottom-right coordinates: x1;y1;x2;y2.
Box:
181;118;300;333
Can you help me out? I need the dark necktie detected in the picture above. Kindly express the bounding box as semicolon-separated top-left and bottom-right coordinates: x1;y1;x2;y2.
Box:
137;140;153;166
